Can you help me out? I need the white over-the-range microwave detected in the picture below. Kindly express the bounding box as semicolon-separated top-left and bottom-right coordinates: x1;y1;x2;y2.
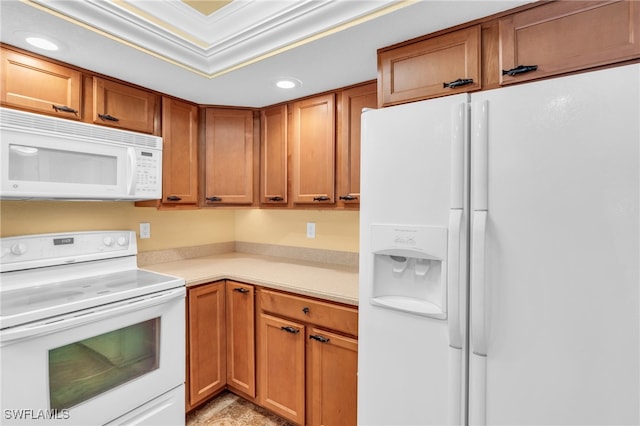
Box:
0;107;162;201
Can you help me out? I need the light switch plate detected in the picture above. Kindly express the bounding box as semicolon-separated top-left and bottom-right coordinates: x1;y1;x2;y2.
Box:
140;222;151;239
306;222;316;239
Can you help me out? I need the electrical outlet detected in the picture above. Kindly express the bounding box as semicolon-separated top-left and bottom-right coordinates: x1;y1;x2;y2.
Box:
306;222;316;239
140;222;151;239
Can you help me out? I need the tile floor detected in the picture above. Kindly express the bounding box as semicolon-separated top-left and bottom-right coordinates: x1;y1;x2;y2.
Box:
186;391;294;426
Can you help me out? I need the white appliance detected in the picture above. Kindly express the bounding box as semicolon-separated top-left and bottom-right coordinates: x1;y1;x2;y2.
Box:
0;107;162;200
358;64;639;425
0;231;186;425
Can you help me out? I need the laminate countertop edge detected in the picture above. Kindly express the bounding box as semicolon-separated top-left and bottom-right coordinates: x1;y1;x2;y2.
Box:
140;252;359;306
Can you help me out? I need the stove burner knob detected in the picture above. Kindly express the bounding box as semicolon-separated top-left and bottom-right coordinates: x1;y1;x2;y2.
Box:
117;237;128;247
10;243;27;255
103;237;115;247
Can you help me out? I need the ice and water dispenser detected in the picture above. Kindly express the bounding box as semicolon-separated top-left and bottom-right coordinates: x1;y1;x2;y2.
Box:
370;224;447;319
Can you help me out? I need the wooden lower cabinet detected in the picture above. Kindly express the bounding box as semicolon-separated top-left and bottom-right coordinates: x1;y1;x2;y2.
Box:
307;327;358;426
226;281;256;398
186;282;226;411
257;288;359;425
257;313;307;425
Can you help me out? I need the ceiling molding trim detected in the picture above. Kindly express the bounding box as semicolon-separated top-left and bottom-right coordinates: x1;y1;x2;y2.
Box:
23;0;416;80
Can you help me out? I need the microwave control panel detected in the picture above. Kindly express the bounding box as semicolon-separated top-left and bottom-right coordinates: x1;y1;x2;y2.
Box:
135;148;162;197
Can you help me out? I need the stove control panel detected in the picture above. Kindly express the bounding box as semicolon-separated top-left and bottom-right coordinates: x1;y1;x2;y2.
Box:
0;231;137;272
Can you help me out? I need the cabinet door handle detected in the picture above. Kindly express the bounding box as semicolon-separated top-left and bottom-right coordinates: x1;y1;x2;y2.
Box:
339;195;358;201
52;104;78;116
502;65;538;77
268;196;284;202
233;287;250;294
206;196;222;202
98;113;120;122
280;326;300;334
309;334;330;343
443;78;474;89
313;196;331;202
166;195;182;201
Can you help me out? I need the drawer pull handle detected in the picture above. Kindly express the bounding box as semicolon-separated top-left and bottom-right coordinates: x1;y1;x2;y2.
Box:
281;326;300;334
233;287;250;294
302;307;310;315
166;195;182;201
98;113;120;122
313;196;331;202
443;78;474;89
310;334;330;343
502;65;538;77
52;104;78;116
206;196;222;202
339;195;358;201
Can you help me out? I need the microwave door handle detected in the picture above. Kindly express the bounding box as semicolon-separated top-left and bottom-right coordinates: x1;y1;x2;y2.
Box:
127;147;137;195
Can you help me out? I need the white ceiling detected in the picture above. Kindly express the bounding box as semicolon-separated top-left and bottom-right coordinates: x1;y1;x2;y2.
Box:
0;0;532;108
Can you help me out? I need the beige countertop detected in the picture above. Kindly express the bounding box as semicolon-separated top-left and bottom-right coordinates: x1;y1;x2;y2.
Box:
141;252;359;306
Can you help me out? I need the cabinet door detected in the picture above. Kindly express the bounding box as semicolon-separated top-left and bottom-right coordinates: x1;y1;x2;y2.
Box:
499;1;640;85
92;77;159;134
225;281;255;398
257;313;305;425
1;48;82;119
378;25;481;106
337;83;377;207
204;108;254;205
260;105;288;205
186;282;226;410
307;328;358;426
291;93;336;205
161;98;199;205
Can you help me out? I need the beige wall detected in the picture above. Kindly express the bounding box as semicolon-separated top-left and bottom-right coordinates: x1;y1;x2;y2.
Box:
0;201;359;253
235;209;359;252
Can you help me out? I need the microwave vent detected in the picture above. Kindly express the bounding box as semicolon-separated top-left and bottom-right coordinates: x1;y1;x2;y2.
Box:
0;107;161;150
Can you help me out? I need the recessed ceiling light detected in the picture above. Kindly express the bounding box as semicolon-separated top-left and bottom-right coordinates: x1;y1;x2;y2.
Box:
26;37;59;51
275;78;302;89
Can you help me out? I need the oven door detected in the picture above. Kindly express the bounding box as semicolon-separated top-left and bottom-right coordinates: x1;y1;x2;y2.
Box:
0;287;185;426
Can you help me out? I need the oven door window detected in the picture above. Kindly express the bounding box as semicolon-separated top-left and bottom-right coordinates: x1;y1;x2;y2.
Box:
48;318;160;410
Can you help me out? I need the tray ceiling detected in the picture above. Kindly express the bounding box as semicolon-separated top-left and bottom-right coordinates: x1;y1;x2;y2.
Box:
0;0;532;107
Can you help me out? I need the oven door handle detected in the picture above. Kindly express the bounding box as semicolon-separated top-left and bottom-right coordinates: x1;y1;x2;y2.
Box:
0;287;185;344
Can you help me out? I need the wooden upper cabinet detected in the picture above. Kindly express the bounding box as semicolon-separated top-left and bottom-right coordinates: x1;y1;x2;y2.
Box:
203;108;254;205
337;83;376;207
378;25;481;106
92;76;159;134
499;1;640;85
260;105;288;205
162;97;198;205
291;93;336;205
1;47;82;119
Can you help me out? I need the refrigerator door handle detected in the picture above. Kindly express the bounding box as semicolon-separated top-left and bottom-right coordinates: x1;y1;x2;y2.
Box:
473;101;489;210
450;102;466;209
447;208;463;349
471;210;488;356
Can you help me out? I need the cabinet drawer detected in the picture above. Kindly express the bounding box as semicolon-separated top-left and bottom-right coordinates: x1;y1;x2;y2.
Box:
499;1;640;85
258;289;358;337
378;25;481;106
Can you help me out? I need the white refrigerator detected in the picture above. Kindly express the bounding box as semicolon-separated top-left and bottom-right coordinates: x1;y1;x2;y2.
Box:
357;63;639;425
